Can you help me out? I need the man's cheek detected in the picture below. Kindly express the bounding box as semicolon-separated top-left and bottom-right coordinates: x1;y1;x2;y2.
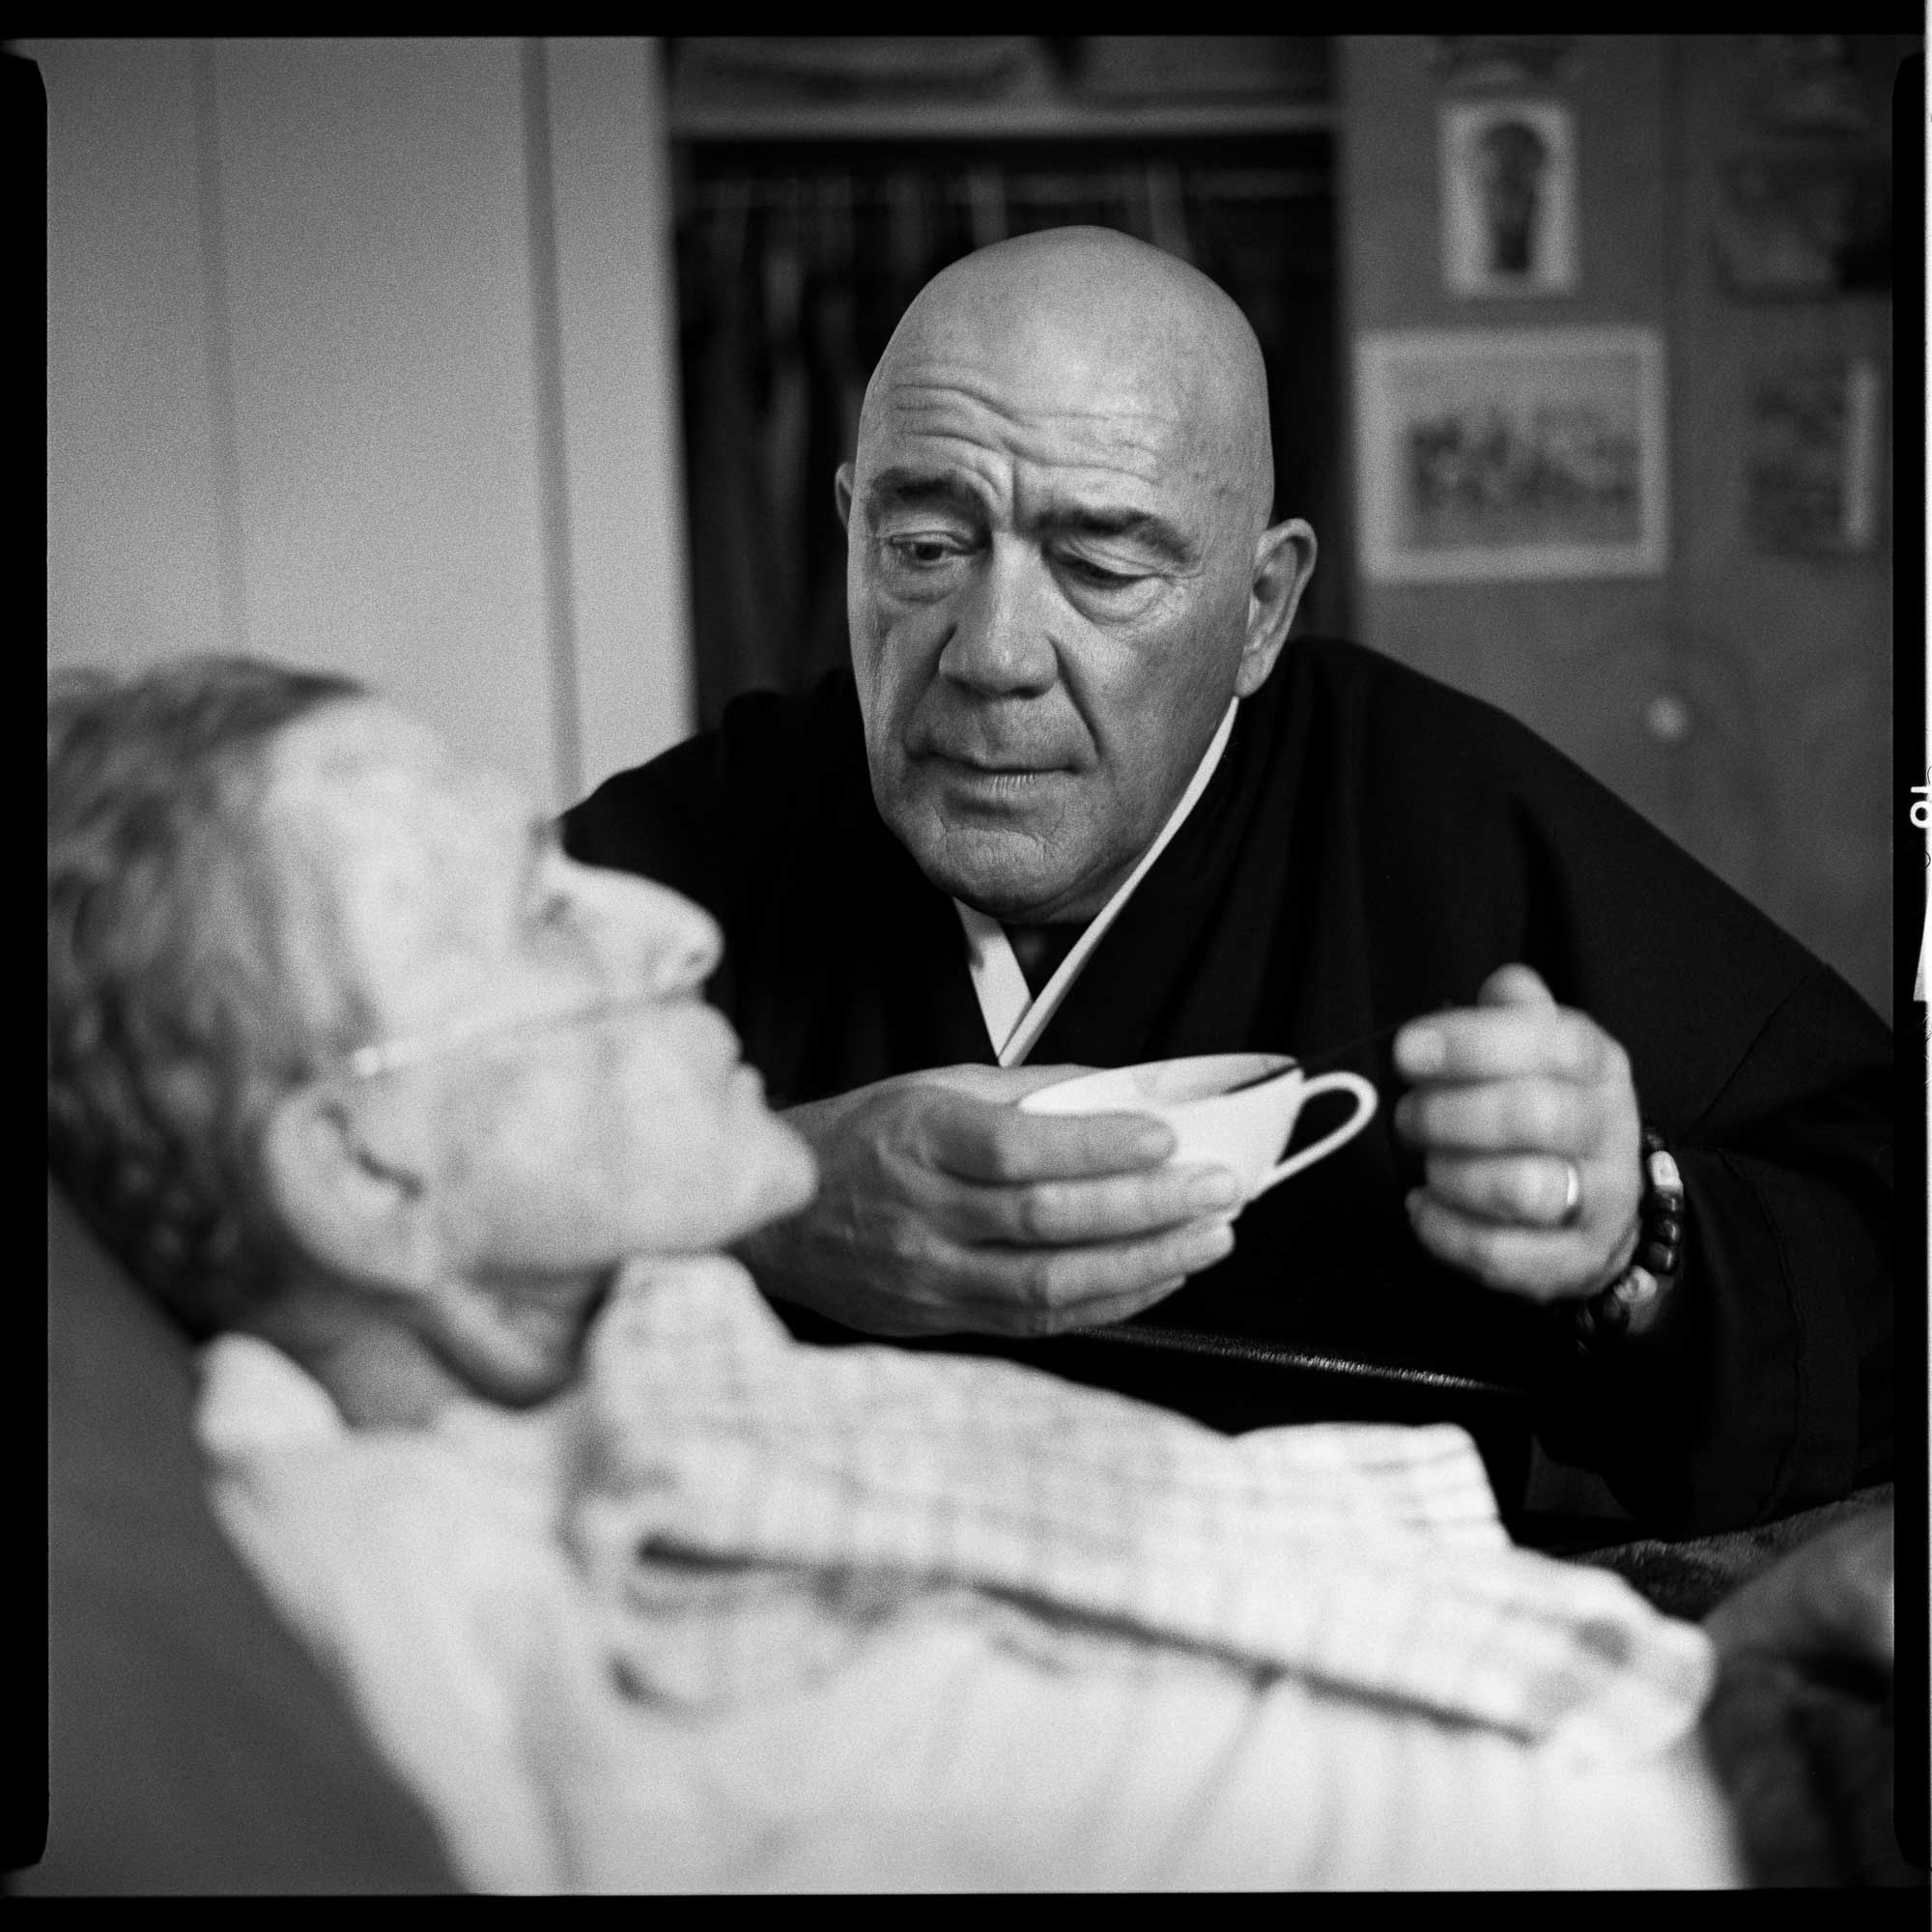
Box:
867;584;954;660
859;618;940;758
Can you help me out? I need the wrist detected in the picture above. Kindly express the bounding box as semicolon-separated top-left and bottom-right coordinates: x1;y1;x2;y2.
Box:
728;1205;815;1308
1568;1126;1686;1356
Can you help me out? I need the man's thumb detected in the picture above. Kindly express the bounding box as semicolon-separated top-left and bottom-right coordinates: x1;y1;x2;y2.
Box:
1477;963;1555;1009
919;1063;1098;1102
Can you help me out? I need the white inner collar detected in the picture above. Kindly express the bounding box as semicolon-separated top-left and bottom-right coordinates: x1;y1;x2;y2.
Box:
953;698;1239;1067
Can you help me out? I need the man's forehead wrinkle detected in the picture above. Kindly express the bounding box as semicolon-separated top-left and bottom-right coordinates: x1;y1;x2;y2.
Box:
869;384;1188;495
860;231;1276;535
883;364;1185;427
878;375;1184;460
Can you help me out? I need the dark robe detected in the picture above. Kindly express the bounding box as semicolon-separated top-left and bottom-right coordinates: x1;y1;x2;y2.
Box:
563;639;1892;1537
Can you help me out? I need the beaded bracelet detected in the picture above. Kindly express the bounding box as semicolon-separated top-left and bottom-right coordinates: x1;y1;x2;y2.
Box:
1570;1126;1685;1353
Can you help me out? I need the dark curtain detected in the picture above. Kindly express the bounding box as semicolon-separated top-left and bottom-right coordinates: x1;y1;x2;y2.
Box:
675;139;1347;729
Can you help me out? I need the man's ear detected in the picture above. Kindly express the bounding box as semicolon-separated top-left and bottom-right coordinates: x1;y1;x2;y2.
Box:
257;1082;440;1296
834;461;856;532
1235;518;1319;699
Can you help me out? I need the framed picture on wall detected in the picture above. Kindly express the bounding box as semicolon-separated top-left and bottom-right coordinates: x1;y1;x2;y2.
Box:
1743;356;1885;556
1439;99;1579;298
1354;327;1669;582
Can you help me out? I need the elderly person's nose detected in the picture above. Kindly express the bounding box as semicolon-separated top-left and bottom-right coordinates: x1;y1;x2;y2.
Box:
639;885;723;994
585;870;723;995
936;542;1057;696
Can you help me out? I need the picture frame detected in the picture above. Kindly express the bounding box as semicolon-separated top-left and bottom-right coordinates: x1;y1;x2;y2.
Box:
1426;36;1580;92
1743;33;1873;135
1712;153;1891;298
1743;356;1885;557
1440;99;1579;298
1354;327;1669;582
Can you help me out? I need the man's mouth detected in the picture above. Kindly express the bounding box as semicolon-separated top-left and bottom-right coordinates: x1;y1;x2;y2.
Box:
928;756;1067;806
926;749;1067;779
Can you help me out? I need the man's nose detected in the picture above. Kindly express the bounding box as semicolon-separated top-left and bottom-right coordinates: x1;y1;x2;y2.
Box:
935;540;1057;697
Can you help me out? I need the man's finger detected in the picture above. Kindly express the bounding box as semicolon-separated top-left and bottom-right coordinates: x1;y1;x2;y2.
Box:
1477;962;1556;1009
934;1163;1244;1246
1393;1075;1598;1156
1417;1151;1582;1227
1393;1007;1611;1085
1031;1277;1193;1337
951;1216;1237;1329
924;1092;1178;1184
1404;1190;1598;1302
920;1062;1110;1102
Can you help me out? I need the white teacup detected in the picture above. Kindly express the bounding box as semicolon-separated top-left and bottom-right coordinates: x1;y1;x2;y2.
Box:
1018;1052;1378;1208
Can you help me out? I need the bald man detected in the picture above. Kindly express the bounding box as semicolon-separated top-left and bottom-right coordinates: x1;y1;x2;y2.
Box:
565;228;1892;1536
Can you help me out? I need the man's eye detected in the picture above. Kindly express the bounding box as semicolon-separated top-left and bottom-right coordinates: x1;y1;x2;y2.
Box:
1059;554;1144;589
884;534;968;567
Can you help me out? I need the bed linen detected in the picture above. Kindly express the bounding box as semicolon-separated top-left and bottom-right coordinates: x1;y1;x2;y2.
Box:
196;1254;1745;1890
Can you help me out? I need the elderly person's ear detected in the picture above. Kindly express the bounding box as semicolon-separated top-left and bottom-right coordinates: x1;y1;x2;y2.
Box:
258;1083;441;1294
1236;518;1319;699
835;462;856;533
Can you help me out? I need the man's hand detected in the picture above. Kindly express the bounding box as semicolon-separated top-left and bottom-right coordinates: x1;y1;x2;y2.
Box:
734;1065;1242;1339
1391;964;1642;1303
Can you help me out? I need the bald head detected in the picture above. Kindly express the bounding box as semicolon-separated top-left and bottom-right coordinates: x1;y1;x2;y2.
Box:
837;224;1316;925
863;227;1274;532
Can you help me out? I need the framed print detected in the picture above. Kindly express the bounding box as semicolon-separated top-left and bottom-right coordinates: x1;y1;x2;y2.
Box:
1354;327;1669;582
1744;356;1885;556
1743;33;1873;135
1427;36;1579;91
1713;153;1891;298
1440;99;1579;298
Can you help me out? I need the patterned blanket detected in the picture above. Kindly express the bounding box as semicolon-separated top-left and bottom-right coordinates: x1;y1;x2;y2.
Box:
572;1256;1717;1763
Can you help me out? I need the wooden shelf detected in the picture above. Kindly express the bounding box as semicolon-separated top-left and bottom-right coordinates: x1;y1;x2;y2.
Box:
669;95;1335;146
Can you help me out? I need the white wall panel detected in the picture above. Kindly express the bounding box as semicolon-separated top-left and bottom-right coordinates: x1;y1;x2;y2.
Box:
209;37;557;803
38;36;695;814
42;40;236;670
545;36;696;792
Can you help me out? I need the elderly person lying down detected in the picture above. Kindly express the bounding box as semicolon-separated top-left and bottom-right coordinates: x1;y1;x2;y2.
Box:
45;659;1897;1892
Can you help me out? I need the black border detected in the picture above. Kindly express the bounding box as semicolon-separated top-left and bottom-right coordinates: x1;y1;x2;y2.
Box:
7;43;48;1883
1890;46;1926;1875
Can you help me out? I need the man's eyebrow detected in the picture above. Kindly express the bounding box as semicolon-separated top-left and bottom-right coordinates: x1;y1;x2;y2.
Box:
866;468;1196;562
1042;502;1197;565
862;468;989;518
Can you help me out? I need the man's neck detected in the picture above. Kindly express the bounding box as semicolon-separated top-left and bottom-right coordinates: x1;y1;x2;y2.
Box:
1004;923;1084;1000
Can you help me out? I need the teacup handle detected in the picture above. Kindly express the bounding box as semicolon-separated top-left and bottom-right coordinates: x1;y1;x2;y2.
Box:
1258;1072;1378;1195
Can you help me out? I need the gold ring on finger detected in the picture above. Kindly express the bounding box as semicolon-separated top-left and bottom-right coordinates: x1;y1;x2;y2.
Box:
1557;1157;1583;1229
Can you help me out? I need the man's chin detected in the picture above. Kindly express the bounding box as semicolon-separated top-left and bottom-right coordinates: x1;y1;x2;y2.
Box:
895;813;1089;924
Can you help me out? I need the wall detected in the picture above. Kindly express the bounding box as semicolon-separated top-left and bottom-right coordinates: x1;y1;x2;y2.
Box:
38;36;693;810
1337;36;1894;1022
39;31;1898;1001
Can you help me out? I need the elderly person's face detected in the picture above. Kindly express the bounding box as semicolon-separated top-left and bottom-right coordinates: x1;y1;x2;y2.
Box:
838;229;1313;924
256;701;814;1392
